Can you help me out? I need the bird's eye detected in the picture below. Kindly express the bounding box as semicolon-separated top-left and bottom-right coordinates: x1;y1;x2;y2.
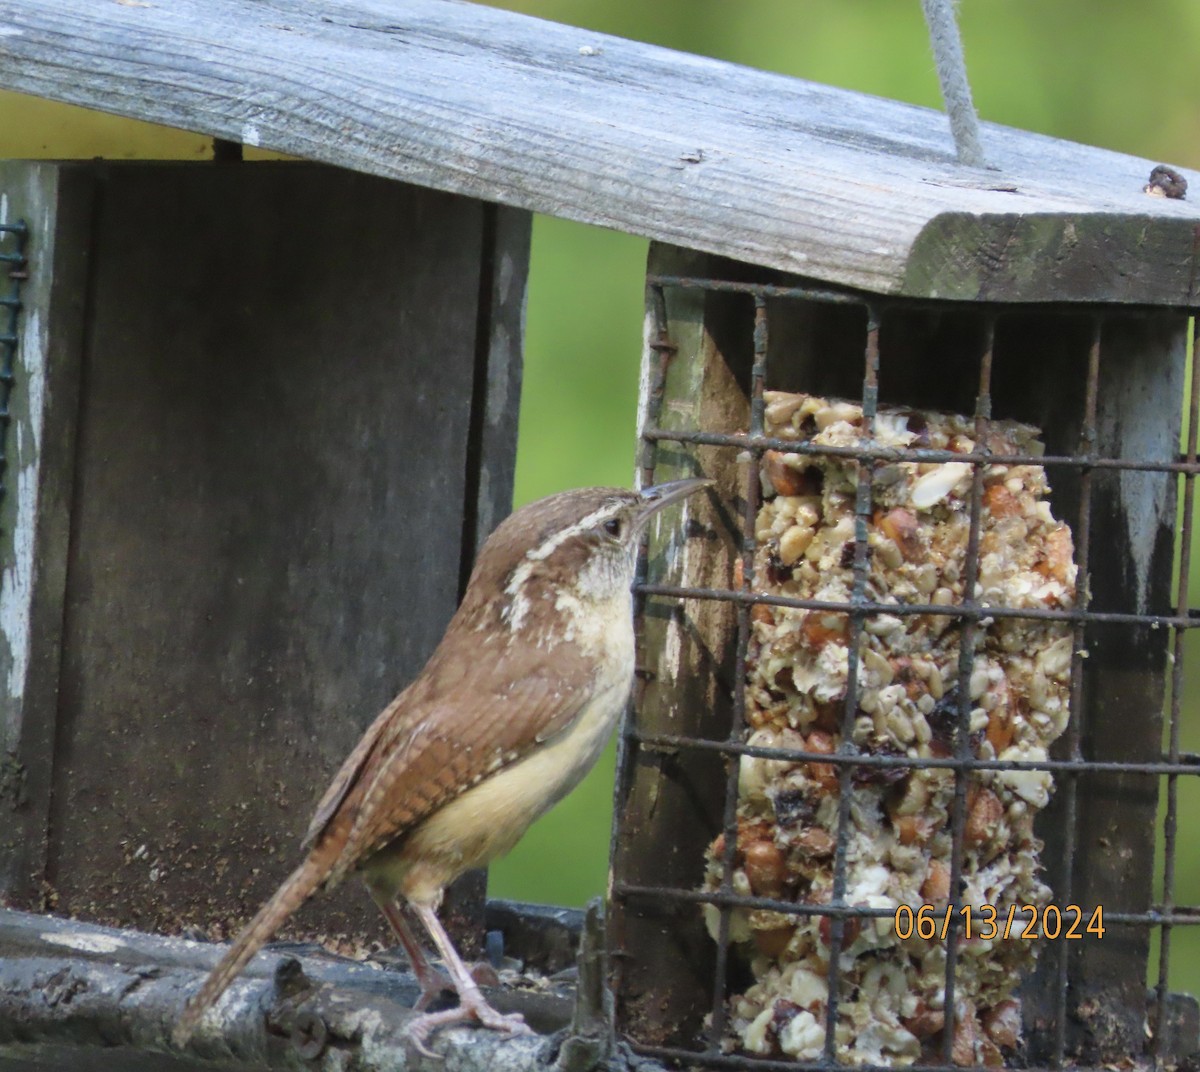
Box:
604;517;622;537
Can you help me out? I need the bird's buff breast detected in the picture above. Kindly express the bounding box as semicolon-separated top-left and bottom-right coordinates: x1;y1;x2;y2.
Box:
370;592;635;906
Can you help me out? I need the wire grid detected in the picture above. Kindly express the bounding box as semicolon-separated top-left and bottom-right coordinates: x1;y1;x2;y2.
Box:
612;274;1200;1072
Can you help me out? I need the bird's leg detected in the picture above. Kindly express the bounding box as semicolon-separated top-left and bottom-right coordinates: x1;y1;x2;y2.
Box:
404;901;533;1055
368;888;454;1011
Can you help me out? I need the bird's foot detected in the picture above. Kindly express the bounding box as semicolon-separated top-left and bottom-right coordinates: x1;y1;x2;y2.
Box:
413;969;456;1012
412;963;499;1012
406;993;532;1058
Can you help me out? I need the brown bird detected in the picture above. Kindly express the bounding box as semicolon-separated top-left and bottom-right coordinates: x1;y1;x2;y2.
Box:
172;478;710;1053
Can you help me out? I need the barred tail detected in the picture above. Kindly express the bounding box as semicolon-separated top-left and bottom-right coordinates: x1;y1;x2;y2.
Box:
171;851;331;1047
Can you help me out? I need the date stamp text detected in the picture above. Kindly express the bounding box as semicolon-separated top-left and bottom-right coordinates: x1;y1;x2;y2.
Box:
893;904;1105;941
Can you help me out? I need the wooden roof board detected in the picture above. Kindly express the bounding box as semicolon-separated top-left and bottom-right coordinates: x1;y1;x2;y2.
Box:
1;0;1197;304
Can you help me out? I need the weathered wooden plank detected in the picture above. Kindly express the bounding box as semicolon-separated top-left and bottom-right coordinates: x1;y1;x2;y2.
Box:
461;203;530;571
1020;312;1187;1064
611;245;747;1048
444;202;531;955
0;161;519;960
0;162;92;906
1;0;1198;303
0;905;596;1072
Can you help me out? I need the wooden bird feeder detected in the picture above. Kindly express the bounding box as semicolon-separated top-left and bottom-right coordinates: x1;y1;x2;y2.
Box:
1;2;1198;1070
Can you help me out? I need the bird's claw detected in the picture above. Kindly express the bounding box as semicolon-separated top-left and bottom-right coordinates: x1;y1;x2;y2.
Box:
406;999;532;1058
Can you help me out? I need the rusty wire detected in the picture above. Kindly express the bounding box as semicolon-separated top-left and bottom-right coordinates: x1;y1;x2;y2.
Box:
613;273;1200;1071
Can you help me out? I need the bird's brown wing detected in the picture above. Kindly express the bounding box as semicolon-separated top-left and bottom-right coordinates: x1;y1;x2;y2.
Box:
312;635;600;882
301;696;399;851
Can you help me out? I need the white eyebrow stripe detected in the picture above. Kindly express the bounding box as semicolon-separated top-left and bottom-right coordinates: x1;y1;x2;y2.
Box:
502;503;618;629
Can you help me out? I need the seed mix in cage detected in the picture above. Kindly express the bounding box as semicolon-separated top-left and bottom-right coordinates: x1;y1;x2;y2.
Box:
703;392;1077;1065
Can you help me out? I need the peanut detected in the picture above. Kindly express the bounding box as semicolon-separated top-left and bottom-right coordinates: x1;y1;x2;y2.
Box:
804;730;840;795
979;1038;1005;1067
764;451;818;497
982;999;1022;1050
1035;525;1074;584
921;859;951;902
779;524;814;565
743;839;786;900
795;827;835;857
818;912;862;949
965;788;1004;846
903;1002;945;1039
874;506;920;559
986;708;1014;754
753;924;794;958
984;483;1022;518
951;1006;979;1066
800;612;848;650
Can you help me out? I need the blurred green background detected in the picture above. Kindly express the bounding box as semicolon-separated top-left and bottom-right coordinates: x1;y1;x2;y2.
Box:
3;0;1200;997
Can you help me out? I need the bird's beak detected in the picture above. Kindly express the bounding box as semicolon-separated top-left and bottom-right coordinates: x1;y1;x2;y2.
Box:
635;477;713;529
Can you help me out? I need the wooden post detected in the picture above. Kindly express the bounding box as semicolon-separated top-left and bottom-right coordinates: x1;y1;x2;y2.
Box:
0;163;93;905
611;245;749;1046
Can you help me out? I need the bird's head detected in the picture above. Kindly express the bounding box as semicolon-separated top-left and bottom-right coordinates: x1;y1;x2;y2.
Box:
461;479;712;635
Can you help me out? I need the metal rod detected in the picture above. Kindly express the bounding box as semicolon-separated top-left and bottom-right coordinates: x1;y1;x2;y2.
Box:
920;0;987;167
630;730;1200;776
642;424;1200;476
635;582;1199;630
939;316;994;1061
611;881;1200;928
645;272;1199;317
707;296;771;1051
608;281;674;1024
820;308;881;1064
1048;316;1100;1065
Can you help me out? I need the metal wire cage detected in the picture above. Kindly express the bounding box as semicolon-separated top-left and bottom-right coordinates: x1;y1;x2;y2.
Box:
609;259;1199;1071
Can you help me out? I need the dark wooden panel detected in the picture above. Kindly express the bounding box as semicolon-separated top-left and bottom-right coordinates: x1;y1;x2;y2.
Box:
445;201;532;953
1027;313;1187;1064
28;161;503;946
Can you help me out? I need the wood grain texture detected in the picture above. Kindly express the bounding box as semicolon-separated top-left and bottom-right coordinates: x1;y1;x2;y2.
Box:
1024;313;1187;1065
0;163;91;906
441;203;530;951
1;0;1199;302
611;245;747;1047
0;906;589;1072
3;161;521;954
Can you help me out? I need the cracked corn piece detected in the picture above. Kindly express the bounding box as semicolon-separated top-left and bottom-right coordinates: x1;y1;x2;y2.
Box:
704;392;1076;1066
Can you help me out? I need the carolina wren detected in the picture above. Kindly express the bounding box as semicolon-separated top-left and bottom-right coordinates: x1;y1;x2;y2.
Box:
172;478;710;1052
